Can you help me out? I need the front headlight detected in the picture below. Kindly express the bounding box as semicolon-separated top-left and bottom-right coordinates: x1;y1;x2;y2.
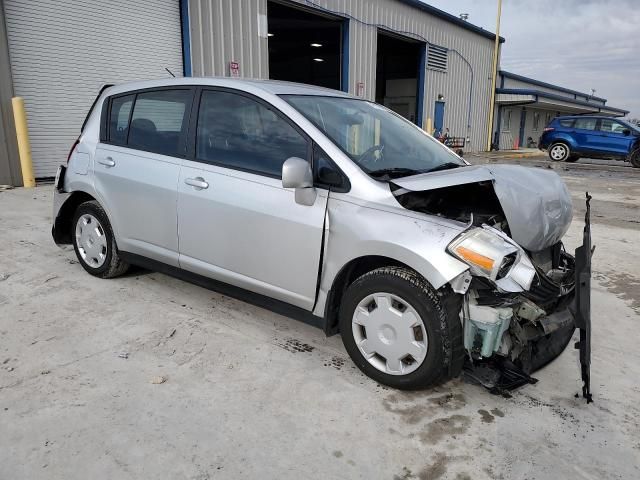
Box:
447;228;519;281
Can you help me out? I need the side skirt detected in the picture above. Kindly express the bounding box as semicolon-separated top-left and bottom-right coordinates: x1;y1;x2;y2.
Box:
119;252;327;331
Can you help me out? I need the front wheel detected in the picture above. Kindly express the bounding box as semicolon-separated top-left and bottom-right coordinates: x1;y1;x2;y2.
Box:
72;200;129;278
339;267;463;390
630;148;640;168
549;143;570;161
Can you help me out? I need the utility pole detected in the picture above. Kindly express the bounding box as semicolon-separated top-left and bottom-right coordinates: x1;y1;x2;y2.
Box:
486;0;502;151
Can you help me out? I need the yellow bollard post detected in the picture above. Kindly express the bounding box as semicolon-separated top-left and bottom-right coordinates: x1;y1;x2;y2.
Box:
425;117;433;136
11;97;36;187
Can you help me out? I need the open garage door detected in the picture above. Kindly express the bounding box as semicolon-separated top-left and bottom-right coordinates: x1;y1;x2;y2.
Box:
3;0;183;178
376;32;425;126
267;0;345;91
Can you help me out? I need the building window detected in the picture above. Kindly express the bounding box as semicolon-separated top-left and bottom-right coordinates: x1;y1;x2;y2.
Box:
533;112;540;131
502;110;512;132
427;44;447;72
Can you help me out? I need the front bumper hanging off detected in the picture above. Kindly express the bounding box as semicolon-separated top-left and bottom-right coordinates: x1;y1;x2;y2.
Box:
463;193;594;402
571;193;594;403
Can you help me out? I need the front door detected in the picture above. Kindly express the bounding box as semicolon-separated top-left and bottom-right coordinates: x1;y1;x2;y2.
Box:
177;89;328;309
595;119;635;157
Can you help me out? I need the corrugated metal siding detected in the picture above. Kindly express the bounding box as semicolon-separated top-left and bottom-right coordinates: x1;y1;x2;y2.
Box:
188;0;496;152
4;0;183;177
188;0;268;78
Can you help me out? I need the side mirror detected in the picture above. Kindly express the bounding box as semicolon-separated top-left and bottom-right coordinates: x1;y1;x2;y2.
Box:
282;157;316;206
622;129;631;136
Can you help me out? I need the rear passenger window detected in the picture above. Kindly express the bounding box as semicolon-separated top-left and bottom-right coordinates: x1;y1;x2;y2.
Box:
127;90;191;157
574;118;597;131
196;90;308;177
109;95;134;145
559;119;574;128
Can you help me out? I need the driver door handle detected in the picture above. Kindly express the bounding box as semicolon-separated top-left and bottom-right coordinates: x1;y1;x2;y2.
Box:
98;156;115;167
185;177;209;190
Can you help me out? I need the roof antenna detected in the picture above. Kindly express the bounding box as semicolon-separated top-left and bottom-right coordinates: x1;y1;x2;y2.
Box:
165;67;176;78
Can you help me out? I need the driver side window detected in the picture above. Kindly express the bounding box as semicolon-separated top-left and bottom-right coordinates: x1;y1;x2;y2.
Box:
196;90;308;178
599;119;625;134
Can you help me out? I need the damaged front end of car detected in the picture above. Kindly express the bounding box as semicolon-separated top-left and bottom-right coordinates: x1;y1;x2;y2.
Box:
391;165;593;401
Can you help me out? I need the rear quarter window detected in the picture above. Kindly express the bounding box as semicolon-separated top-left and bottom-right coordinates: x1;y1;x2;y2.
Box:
558;119;574;128
108;95;135;145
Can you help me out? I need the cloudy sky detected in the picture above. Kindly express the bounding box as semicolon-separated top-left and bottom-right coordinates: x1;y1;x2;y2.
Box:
426;0;640;118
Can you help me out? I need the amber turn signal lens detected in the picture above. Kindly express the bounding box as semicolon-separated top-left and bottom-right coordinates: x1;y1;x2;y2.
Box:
454;246;495;271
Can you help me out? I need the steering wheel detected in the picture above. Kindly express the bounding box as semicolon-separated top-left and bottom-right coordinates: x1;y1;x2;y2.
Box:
358;144;384;166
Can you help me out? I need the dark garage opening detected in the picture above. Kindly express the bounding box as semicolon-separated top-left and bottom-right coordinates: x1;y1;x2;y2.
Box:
376;32;424;125
267;1;344;90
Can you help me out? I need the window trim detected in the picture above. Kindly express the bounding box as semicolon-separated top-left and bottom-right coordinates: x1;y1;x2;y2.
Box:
312;143;351;193
186;86;313;180
100;86;196;159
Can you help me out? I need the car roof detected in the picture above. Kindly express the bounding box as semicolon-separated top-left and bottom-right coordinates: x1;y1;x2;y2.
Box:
103;77;354;98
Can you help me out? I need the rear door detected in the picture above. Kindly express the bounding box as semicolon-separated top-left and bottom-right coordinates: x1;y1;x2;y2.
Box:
177;88;328;309
595;119;634;157
94;88;194;266
571;117;599;154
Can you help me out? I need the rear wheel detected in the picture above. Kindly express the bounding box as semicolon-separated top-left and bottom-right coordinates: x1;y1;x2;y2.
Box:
565;155;580;163
72;200;129;278
339;266;463;390
549;143;570;161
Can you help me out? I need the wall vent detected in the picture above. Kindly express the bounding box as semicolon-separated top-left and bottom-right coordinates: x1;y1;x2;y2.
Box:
427;44;448;72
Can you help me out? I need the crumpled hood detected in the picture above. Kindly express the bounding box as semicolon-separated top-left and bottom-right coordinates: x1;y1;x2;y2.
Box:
391;164;573;251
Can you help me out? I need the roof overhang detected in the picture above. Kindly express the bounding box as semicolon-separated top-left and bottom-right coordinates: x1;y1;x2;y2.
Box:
495;88;629;117
397;0;505;43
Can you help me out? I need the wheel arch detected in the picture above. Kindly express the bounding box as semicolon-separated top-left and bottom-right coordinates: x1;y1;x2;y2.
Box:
322;247;465;336
52;191;97;245
323;255;412;335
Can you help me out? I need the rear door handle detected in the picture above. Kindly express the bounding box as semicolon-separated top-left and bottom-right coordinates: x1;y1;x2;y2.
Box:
98;157;116;167
184;177;209;190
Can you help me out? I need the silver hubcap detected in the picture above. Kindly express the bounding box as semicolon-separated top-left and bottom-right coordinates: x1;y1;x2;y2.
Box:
550;144;567;160
352;292;428;375
75;214;108;268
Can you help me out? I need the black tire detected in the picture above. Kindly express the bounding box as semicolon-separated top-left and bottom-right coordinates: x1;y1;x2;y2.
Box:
565;155;580;163
339;266;463;390
71;200;129;278
630;148;640;168
548;142;570;162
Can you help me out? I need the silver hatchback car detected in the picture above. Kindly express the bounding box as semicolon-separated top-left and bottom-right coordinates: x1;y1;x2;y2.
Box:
53;78;592;396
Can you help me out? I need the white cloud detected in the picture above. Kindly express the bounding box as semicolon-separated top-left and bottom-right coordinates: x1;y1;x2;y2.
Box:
425;0;640;117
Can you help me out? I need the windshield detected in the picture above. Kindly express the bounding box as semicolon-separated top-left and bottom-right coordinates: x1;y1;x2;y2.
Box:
283;95;465;179
621;120;640;133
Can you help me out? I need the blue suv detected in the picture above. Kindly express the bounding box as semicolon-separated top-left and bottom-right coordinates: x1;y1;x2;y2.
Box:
539;115;640;167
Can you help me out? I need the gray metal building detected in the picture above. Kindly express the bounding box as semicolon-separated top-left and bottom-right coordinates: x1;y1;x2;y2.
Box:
0;0;501;184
